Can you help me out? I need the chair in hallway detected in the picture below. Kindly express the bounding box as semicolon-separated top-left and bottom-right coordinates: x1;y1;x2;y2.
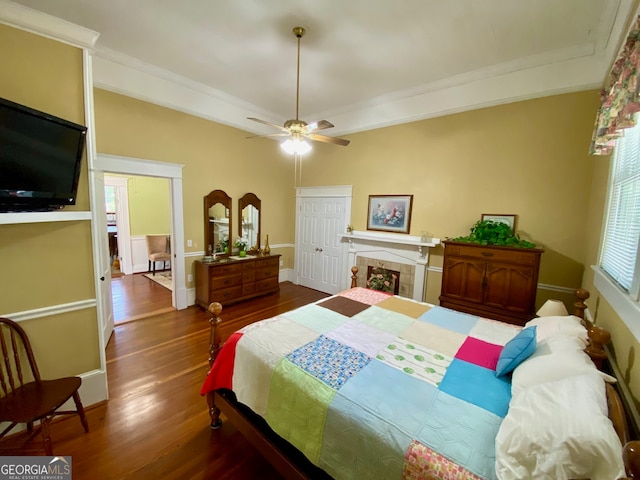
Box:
146;234;171;275
0;317;89;455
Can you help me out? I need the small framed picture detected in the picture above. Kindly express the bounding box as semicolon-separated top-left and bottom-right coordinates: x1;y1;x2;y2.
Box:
481;213;517;232
367;195;413;234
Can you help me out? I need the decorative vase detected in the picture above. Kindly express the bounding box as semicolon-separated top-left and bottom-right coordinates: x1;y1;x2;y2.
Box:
239;250;246;257
264;234;271;255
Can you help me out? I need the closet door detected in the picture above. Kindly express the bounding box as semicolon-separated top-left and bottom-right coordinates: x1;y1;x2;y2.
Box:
296;189;349;294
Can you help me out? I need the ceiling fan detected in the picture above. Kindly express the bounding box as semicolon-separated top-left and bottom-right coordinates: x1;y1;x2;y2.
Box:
247;26;350;155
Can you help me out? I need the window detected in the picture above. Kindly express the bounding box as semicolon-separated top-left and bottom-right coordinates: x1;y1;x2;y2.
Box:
600;120;640;300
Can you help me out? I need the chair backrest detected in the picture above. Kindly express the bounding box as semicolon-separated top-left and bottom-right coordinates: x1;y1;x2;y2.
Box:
0;318;40;398
146;235;169;255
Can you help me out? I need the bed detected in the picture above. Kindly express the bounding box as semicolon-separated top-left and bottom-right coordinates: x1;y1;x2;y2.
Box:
201;277;640;479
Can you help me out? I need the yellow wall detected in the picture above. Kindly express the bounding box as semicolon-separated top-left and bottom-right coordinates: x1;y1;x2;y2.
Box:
302;92;599;309
0;24;100;377
93;89;297;287
127;176;171;236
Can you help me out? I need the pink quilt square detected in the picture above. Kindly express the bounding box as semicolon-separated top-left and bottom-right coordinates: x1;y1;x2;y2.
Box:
454;337;502;370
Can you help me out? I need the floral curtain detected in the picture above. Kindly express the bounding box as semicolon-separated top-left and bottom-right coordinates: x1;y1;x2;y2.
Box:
591;15;640;155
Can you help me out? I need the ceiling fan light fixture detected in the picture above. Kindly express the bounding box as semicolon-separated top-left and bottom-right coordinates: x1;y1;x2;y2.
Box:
281;137;312;155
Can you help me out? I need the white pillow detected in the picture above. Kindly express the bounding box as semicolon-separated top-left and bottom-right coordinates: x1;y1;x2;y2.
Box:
524;315;587;343
496;372;624;480
512;347;616;397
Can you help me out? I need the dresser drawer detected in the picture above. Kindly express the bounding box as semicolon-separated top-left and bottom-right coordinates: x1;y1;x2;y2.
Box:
211;263;243;275
256;267;278;280
211;274;242;290
256;256;280;269
242;271;256;283
242;284;256;296
209;286;242;303
446;243;540;264
256;277;279;291
242;262;256;271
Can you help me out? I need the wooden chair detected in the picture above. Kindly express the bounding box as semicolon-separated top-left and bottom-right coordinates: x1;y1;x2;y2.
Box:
0;317;89;455
146;234;171;275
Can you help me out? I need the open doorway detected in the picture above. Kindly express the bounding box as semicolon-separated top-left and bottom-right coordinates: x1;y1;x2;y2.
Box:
104;173;173;324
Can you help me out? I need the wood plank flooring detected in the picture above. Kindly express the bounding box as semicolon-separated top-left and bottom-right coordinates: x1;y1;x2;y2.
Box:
111;273;173;323
0;281;329;479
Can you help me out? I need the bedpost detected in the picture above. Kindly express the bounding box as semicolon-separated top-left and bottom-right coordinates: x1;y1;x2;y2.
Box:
573;288;590;326
207;302;223;430
351;266;358;288
623;441;640;478
207;302;223;367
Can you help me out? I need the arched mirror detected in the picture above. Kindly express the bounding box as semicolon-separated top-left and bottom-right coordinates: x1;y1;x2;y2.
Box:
238;192;261;253
204;190;232;255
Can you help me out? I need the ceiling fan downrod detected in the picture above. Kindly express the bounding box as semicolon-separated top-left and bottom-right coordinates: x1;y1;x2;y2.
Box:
293;27;305;122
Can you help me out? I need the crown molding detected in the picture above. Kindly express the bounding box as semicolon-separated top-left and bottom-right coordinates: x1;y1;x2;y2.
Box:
88;0;633;136
0;0;99;49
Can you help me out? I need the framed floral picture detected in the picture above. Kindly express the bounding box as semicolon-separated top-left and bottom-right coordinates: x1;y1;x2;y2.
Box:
481;213;517;232
367;195;413;234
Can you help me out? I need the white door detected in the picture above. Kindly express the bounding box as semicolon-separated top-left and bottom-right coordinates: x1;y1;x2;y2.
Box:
296;195;348;294
92;171;115;346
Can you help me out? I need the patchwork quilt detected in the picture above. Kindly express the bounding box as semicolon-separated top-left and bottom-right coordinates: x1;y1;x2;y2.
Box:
201;288;522;480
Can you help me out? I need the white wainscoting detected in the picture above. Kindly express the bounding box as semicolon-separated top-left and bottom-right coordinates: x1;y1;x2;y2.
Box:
129;235;172;274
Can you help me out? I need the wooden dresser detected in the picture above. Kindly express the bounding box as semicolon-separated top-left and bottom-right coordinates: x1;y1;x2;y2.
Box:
195;255;281;308
439;241;544;326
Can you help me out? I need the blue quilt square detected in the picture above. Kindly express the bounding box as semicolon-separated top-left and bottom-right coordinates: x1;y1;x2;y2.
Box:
338;359;438;436
287;335;371;390
416;390;502;480
418;306;479;335
438;358;511;417
320;360;437;479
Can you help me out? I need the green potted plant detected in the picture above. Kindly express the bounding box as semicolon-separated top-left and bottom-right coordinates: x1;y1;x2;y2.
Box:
451;220;536;248
234;237;248;257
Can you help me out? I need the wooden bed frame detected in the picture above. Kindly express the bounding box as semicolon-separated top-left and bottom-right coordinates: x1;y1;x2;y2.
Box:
204;270;640;479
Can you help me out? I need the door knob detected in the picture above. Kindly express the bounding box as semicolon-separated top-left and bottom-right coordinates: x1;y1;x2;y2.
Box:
315;247;323;252
100;276;105;281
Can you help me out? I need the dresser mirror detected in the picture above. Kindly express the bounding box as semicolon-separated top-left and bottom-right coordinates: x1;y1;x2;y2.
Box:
204;189;232;255
238;192;261;253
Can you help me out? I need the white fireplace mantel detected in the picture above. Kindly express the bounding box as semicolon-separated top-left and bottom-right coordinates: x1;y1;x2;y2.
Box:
338;230;441;301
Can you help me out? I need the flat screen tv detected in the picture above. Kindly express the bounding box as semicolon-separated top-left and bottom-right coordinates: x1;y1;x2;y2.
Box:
0;96;87;212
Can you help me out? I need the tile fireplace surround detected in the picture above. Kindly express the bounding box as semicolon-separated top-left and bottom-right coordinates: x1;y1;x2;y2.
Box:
339;230;440;302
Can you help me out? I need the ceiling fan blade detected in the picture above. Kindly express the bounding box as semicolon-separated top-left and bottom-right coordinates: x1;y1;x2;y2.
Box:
307;133;350;146
246;133;290;139
247;117;288;132
305;120;334;133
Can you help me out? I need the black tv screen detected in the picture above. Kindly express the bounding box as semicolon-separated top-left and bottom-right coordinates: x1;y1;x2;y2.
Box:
0;97;87;212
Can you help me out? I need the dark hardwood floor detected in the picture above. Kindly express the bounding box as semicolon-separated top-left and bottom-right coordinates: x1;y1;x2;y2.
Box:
112;273;173;324
0;281;329;479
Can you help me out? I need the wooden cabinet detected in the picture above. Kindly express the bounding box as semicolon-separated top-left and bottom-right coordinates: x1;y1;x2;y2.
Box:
195;255;280;308
439;241;543;326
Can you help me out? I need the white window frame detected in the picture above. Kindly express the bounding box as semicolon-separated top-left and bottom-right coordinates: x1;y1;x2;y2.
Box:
593;121;640;341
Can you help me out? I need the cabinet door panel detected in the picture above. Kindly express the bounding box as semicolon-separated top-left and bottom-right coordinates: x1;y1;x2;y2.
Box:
441;257;485;303
484;263;536;312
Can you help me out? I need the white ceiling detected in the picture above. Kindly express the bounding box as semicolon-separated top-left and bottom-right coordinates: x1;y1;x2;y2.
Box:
3;0;638;137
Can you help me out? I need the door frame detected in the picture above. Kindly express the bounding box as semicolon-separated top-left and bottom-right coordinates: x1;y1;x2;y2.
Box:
93;154;186;311
295;185;352;292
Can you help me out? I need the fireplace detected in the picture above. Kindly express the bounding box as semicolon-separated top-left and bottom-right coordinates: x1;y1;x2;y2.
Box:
365;265;401;295
340;230;440;301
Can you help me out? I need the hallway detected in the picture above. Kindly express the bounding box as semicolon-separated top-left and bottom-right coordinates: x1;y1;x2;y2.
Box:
111;273;173;324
